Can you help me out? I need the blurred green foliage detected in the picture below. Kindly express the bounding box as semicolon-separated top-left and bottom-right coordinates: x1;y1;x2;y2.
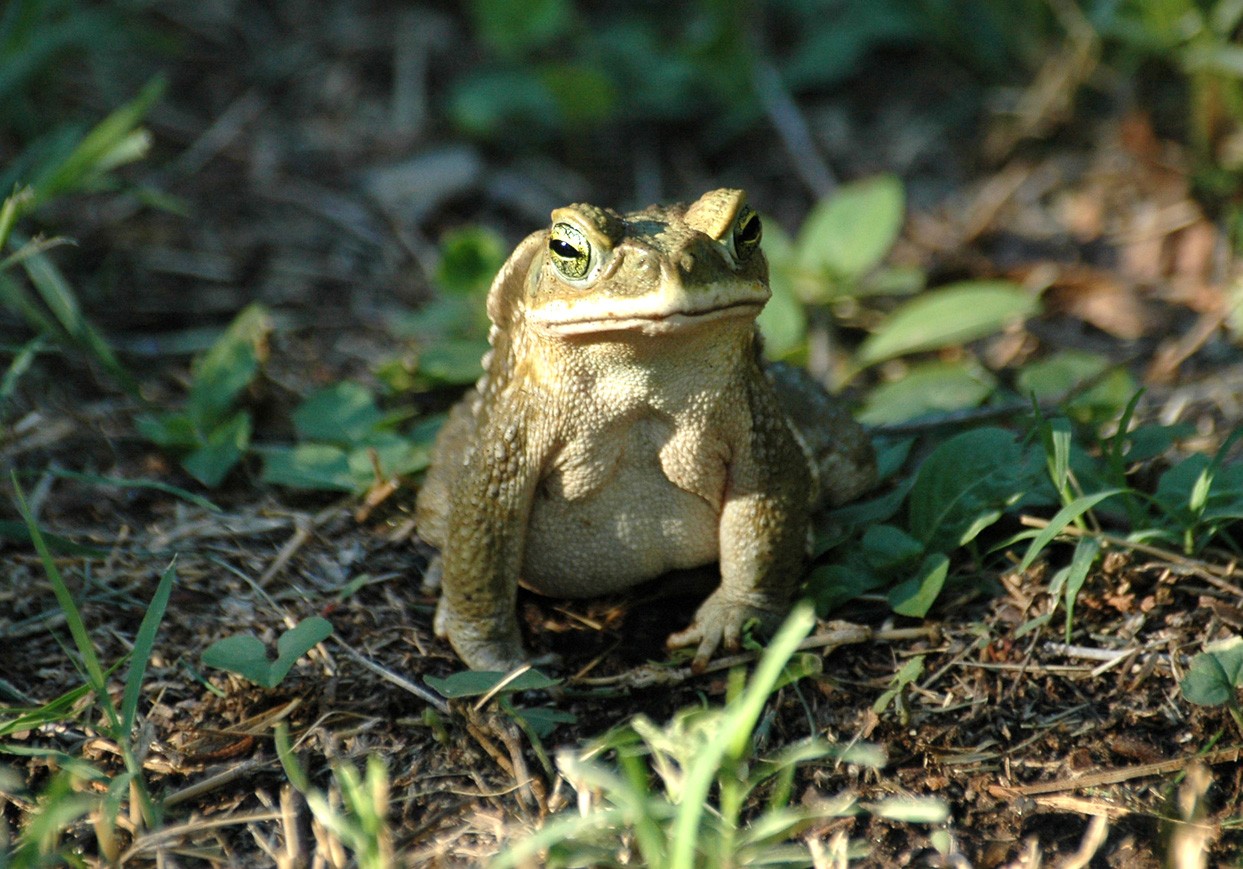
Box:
450;0;1069;143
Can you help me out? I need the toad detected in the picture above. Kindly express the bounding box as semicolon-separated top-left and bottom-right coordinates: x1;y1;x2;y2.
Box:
416;189;875;671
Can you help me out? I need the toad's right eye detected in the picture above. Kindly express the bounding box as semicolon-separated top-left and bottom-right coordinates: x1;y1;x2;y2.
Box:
548;222;591;280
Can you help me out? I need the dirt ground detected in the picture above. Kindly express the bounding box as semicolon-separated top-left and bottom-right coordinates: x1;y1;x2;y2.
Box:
3;3;1243;866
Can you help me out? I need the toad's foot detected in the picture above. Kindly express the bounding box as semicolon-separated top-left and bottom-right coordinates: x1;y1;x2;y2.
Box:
434;597;528;672
666;589;788;674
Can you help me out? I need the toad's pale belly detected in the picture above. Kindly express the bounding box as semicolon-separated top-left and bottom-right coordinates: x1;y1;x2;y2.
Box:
520;435;722;597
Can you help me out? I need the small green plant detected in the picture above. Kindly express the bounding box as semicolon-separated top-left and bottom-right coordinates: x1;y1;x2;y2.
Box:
385;225;506;390
136;303;271;487
1181;636;1243;737
200;616;333;689
759;175;1039;412
4;475;176;863
426;667;576;740
275;724;394;869
258;382;437;494
495;604;946;868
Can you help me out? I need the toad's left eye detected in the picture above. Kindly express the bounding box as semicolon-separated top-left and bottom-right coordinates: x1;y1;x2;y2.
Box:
549;222;592;280
732;207;762;259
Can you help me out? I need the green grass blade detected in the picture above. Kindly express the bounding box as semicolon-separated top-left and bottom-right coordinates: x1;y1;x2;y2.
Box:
0;333;45;407
669;602;817;869
34;76;164;203
1017;488;1124;572
120;559;176;734
49;468;221;513
0;187;34;252
11;472;120;734
21;249;139;395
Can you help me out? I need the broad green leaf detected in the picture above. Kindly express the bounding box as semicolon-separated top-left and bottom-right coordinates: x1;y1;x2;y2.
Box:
134;411;200;449
858;360;996;424
806;562;886;614
187;303;271;430
1016;350;1136;421
887;552;948;618
511;705;577;738
434;226;507;296
259;443;356;492
468;0;574;57
855;281;1038;369
540;63;618;126
417;338;488;384
201;617;333;688
908;427;1037;551
862;524;925;573
757;266;807;360
425;669;561;698
797;174;904;281
1181;636;1243;706
293;382;386;444
182;411;251;487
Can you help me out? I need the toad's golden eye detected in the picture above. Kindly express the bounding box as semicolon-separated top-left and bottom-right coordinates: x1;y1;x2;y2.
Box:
732;207;762;259
548;222;591;280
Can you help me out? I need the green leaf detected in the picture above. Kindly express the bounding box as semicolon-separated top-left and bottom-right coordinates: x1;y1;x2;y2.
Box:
417;338;488;384
872;654;925;713
805;563;886;614
757;266;807;360
259;443;357;492
425;669;561;698
861;524;925;573
854;280;1038;369
468;0;574;57
201;617;333;688
858;360;996;424
182;411;251;487
1016;350;1137;422
1181;637;1243;706
135;411;200;450
511;705;577;738
187;303;270;430
887;552;948;618
540;63;618;127
908;427;1036;551
434;226;507;296
293;382;386;444
797;174;904;282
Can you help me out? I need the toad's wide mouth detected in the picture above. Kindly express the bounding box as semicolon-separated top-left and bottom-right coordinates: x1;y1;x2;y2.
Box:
531;300;766;336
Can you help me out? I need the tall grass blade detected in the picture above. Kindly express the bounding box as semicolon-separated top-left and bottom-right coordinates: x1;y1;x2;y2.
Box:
120;559;176;734
11;473;119;734
669;602;817;869
1017;489;1123;572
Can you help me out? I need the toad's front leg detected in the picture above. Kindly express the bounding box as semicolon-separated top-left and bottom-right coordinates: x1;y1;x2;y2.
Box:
667;404;811;672
435;414;545;671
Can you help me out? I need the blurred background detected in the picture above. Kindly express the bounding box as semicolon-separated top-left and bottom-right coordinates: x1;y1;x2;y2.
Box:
5;0;1241;399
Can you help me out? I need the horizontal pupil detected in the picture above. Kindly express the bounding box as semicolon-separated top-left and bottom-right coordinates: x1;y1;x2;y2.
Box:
550;239;581;258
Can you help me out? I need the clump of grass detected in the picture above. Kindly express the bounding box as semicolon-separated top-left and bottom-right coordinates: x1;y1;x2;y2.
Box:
2;475;176;864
